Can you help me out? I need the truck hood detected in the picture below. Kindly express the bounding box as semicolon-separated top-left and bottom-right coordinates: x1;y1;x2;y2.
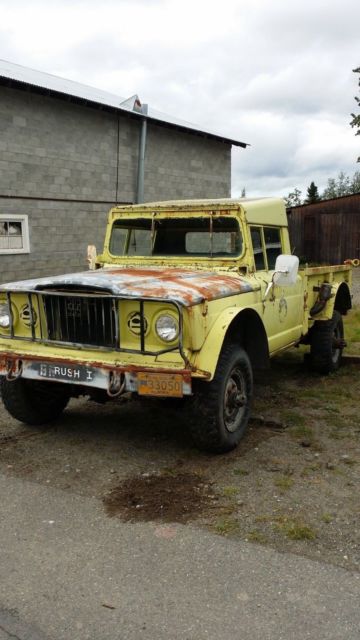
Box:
1;267;255;307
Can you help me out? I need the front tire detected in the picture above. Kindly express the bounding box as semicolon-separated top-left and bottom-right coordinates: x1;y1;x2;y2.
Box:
189;344;253;454
309;310;344;374
0;377;70;425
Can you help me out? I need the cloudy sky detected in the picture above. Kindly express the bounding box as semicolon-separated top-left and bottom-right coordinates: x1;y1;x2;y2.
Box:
1;0;359;198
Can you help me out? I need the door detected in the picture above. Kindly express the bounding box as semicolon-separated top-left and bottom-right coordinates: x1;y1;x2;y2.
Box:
250;226;304;353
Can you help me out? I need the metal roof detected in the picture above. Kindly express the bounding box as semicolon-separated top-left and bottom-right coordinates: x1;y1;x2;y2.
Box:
0;59;248;148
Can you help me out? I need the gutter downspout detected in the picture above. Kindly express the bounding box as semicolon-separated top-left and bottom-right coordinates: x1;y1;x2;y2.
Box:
136;104;148;203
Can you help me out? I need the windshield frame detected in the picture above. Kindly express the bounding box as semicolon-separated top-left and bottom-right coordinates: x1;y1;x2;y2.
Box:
106;213;245;264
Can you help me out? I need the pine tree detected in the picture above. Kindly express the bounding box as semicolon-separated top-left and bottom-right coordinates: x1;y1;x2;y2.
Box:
305;182;321;203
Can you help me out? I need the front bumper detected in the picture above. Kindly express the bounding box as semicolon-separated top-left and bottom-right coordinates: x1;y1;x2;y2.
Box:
0;352;193;398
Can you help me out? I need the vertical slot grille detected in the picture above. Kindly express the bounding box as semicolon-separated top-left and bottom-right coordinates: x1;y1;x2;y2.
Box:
44;295;117;348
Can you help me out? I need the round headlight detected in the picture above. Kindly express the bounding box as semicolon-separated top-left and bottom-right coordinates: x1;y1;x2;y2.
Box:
0;302;11;329
155;315;179;342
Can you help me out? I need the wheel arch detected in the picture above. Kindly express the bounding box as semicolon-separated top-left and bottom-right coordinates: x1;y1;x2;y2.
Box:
334;282;352;315
192;307;269;380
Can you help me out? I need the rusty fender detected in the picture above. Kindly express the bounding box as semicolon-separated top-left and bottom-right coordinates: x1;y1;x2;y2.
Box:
191;307;255;381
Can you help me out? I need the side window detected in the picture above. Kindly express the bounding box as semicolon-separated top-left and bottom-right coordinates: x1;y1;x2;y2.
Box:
250;226;282;271
0;215;30;254
250;227;265;270
264;227;282;270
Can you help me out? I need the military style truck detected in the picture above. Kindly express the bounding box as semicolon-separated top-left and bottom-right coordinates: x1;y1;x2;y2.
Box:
0;198;352;453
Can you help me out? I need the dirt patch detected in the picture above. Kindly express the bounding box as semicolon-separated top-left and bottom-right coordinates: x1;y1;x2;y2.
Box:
103;472;216;523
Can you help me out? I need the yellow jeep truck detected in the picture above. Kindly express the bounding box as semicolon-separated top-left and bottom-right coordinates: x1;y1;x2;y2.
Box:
0;198;352;453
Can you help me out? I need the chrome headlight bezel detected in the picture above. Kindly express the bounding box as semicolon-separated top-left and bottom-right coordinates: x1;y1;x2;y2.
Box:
0;302;11;329
155;314;179;343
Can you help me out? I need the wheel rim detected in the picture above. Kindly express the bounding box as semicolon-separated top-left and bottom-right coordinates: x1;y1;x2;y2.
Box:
223;367;247;433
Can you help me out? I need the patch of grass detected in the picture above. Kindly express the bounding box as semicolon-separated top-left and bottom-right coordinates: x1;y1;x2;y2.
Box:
321;513;333;523
275;518;316;540
214;518;239;536
282;411;306;428
274;475;295;492
329;428;352;440
254;514;272;524
222;486;239;498
344;307;360;344
290;424;314;440
247;529;267;543
324;405;340;414
232;468;250;477
300;462;322;477
341;457;357;466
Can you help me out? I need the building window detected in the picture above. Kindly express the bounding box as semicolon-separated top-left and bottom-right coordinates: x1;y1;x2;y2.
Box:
0;215;30;254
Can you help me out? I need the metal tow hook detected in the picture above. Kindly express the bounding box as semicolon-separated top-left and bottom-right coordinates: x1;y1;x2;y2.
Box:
107;371;125;398
6;359;23;382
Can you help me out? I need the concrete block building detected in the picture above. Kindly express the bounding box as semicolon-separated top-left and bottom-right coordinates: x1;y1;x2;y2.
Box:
0;60;247;282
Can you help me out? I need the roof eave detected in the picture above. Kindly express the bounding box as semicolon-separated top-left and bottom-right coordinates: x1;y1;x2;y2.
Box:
0;73;248;148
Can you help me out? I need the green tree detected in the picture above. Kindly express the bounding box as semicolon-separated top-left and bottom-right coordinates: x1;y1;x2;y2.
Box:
305;181;321;203
351;170;360;193
284;188;302;208
350;67;360;162
322;171;352;199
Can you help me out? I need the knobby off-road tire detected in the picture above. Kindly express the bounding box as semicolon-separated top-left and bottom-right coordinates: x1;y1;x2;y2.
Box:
0;377;70;425
309;310;344;374
189;344;253;454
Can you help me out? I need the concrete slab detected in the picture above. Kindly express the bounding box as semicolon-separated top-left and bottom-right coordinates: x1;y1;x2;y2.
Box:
1;473;360;640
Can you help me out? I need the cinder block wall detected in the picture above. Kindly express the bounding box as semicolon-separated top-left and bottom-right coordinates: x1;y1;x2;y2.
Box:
0;86;231;282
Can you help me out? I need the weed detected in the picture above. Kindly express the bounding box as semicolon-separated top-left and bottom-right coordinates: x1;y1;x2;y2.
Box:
222;486;239;498
291;424;314;440
321;513;332;523
341;457;357;466
274;475;294;491
275;518;316;540
214;518;239;535
282;411;306;427
324;405;340;414
247;530;267;543
233;468;250;477
300;462;322;477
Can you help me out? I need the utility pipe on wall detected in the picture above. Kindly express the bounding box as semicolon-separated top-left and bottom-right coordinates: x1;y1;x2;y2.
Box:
136;104;148;204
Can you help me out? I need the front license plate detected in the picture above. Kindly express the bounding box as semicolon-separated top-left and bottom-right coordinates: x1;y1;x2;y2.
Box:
22;361;108;389
137;372;183;397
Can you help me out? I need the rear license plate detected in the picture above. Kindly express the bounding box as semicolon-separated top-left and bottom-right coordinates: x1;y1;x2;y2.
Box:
22;361;108;389
137;372;183;397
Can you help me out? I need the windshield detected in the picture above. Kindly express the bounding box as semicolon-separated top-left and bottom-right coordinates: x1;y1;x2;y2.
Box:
109;217;242;258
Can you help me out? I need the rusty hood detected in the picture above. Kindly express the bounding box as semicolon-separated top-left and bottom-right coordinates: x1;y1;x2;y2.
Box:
1;267;255;306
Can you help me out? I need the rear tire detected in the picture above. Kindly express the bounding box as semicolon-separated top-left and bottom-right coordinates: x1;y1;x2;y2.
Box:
0;377;70;425
309;310;344;374
189;344;253;454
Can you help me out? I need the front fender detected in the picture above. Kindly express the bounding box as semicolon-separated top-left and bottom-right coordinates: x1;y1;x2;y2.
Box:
190;306;268;381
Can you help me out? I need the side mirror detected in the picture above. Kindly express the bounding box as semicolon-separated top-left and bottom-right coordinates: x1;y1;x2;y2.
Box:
273;254;299;286
87;245;97;270
263;255;299;301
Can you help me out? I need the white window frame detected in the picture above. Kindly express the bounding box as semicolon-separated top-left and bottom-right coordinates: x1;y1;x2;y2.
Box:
0;214;30;255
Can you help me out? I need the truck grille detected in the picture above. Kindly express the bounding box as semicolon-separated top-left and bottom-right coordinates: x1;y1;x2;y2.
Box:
44;294;117;348
2;289;183;357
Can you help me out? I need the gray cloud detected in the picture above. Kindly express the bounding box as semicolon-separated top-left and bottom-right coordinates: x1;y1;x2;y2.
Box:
0;0;359;198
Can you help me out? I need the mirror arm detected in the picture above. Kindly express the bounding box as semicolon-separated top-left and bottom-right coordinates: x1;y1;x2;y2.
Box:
262;268;289;302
